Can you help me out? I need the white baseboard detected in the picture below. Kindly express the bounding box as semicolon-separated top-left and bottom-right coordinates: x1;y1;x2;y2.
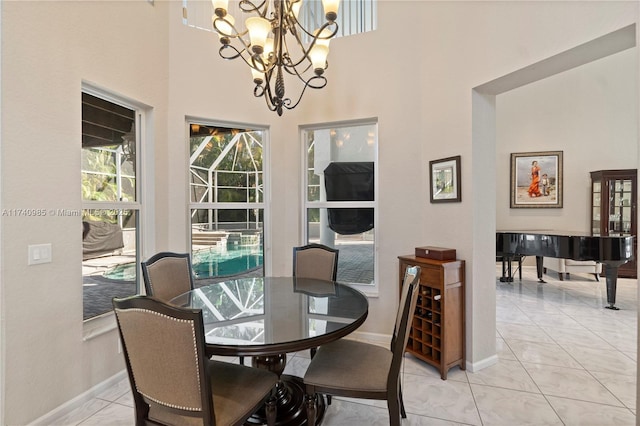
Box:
350;330;390;346
465;354;498;373
354;332;500;375
28;370;127;426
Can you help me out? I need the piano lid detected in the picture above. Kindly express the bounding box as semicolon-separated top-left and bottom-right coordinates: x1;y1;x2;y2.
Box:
496;230;634;262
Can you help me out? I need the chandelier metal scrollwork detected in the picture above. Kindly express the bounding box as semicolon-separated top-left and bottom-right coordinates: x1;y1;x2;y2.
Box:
212;0;340;116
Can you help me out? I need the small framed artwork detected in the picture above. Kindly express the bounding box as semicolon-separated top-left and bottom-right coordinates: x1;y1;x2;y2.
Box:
510;150;563;208
429;155;461;203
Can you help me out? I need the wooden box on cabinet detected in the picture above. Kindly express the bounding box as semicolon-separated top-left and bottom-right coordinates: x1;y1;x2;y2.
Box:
398;255;465;380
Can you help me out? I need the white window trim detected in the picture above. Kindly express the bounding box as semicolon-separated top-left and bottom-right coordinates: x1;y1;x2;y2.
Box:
182;0;377;39
81;81;154;336
299;118;379;297
186;117;271;276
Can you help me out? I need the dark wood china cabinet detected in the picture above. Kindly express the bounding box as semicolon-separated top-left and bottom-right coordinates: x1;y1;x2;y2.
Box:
591;169;637;278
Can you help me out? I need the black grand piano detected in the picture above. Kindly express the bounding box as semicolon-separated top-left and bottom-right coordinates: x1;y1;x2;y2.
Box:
496;231;634;310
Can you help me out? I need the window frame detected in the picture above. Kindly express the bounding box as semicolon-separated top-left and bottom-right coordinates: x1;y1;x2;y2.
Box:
300;118;379;296
182;0;377;39
81;82;149;334
186;118;271;277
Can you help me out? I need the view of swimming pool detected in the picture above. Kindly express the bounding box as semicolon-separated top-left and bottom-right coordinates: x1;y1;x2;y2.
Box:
103;246;263;281
192;246;263;278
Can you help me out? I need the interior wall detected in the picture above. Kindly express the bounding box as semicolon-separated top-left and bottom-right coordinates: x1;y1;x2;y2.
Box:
168;2;637;358
0;1;638;424
415;0;638;369
165;0;426;341
0;1;169;424
496;48;638;232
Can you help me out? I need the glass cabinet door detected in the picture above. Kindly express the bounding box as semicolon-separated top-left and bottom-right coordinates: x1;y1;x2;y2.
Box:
607;178;633;236
591;169;637;278
592;181;601;236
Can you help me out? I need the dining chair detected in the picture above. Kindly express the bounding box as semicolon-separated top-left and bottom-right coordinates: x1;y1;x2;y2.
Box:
302;265;421;426
293;243;339;361
141;251;248;366
113;295;278;426
292;243;339;281
141;251;195;302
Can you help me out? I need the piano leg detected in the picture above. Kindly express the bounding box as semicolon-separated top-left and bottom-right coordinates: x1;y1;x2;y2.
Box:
518;256;523;280
535;256;546;283
603;263;620;310
500;257;513;282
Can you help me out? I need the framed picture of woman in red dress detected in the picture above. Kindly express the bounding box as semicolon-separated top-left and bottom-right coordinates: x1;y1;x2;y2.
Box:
510;151;563;208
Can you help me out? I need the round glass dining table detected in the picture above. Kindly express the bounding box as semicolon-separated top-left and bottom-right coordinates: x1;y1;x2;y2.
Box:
170;276;369;426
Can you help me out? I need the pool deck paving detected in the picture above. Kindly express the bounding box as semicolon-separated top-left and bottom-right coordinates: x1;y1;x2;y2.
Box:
82;242;374;319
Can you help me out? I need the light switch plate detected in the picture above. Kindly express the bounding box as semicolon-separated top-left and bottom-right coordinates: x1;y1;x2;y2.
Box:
28;243;52;265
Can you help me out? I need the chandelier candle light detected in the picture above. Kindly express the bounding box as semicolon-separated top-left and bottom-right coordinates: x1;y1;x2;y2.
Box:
212;0;340;116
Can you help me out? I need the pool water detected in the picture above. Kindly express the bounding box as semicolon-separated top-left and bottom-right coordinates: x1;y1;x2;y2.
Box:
192;246;263;278
103;246;263;281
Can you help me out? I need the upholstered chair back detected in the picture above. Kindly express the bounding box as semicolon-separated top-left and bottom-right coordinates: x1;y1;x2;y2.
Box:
389;266;420;382
293;244;339;281
113;296;213;424
141;252;195;302
393;266;419;346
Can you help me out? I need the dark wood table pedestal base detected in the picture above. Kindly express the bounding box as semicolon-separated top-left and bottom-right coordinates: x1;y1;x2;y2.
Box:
245;354;326;425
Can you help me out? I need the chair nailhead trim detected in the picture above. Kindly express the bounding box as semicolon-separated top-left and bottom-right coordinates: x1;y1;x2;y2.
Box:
116;308;203;412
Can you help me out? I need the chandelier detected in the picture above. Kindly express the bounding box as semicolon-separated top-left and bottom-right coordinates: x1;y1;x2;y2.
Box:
211;0;340;116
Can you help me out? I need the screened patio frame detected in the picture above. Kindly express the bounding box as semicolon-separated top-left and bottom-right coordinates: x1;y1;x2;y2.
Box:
189;131;265;232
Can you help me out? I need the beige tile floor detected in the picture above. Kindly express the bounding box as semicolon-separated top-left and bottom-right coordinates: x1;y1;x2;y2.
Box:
53;266;637;425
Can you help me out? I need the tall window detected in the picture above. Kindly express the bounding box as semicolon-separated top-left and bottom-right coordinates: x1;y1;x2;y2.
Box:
302;121;377;287
188;122;266;284
81;91;141;321
182;0;377;38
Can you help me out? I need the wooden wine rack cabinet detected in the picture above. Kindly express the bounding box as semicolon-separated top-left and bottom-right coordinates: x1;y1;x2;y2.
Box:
398;255;465;379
